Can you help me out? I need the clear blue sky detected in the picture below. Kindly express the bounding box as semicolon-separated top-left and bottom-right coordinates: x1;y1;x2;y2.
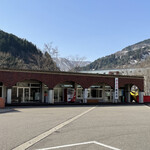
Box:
0;0;150;61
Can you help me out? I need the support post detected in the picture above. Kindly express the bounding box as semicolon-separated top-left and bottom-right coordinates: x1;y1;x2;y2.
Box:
139;92;144;103
48;89;54;104
83;88;88;103
7;88;12;104
127;85;131;103
112;91;115;103
41;83;44;103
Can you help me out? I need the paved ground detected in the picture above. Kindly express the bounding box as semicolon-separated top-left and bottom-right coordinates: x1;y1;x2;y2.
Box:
0;104;150;150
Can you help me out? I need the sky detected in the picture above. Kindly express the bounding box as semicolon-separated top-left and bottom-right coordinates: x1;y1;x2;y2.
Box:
0;0;150;61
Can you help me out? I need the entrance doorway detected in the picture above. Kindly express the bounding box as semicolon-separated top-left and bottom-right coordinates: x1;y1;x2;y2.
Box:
17;87;30;102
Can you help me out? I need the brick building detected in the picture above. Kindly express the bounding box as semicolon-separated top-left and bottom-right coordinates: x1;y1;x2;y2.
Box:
0;69;144;104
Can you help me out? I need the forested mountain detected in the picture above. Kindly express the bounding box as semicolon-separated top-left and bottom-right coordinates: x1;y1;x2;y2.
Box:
0;30;59;71
81;39;150;70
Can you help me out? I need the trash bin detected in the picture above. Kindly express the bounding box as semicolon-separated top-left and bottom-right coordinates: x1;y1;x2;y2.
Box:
0;98;5;108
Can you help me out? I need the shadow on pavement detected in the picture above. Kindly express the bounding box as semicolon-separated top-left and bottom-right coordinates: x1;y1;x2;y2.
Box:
0;108;20;114
4;102;149;110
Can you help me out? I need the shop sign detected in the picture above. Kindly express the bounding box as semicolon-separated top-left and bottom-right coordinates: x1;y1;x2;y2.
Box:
115;78;119;99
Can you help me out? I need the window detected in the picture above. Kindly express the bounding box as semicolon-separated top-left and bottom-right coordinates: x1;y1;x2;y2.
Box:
77;88;83;98
91;88;102;98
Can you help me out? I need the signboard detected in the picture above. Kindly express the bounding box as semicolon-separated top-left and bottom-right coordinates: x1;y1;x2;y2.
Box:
115;78;119;99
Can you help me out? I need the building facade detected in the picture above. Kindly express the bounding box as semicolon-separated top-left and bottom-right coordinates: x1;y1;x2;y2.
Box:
81;68;150;96
0;69;144;104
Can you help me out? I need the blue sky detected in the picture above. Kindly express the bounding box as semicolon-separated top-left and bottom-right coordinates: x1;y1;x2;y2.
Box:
0;0;150;61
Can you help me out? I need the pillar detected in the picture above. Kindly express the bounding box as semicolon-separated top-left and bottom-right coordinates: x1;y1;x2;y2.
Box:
7;88;12;104
139;92;144;103
41;83;45;103
125;85;131;103
83;88;88;103
2;85;6;99
127;85;131;103
48;89;54;104
112;91;115;103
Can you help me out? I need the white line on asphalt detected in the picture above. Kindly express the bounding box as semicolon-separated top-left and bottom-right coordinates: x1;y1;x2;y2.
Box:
144;105;150;110
12;106;96;150
36;141;94;150
94;141;121;150
36;141;121;150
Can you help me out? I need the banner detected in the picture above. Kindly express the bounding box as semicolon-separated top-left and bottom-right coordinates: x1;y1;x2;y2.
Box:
115;78;119;99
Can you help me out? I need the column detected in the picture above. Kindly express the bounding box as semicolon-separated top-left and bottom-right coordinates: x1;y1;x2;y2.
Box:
139;92;144;103
7;88;12;104
127;85;131;103
83;88;88;103
2;85;5;99
48;89;54;104
41;83;45;103
112;91;115;103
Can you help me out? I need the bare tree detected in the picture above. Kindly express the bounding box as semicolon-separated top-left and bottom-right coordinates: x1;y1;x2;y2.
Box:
44;43;59;58
67;55;87;72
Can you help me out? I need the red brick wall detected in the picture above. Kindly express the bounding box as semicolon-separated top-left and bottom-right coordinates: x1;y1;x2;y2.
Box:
0;70;144;91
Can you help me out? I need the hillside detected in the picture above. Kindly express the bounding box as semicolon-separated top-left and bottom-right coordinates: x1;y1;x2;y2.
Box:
53;57;91;71
81;39;150;70
0;30;59;71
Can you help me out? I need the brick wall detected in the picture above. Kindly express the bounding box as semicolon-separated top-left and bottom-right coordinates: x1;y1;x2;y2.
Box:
0;70;144;91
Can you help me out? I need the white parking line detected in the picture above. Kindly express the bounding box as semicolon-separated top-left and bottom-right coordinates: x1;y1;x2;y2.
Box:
12;106;96;150
94;141;121;150
145;104;150;109
36;141;121;150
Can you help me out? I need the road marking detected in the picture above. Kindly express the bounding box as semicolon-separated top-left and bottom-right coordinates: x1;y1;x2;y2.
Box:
12;106;96;150
36;141;121;150
145;104;150;109
94;141;121;150
36;141;94;150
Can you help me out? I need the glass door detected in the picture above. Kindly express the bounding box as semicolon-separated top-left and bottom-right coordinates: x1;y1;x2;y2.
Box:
24;88;30;102
18;88;23;102
17;87;30;102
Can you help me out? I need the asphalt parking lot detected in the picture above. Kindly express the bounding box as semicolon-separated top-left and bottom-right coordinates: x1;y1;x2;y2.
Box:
1;104;150;150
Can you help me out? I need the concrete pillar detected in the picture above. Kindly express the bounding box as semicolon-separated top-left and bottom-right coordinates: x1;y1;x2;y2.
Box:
139;92;144;103
7;88;12;104
112;91;118;103
41;83;44;103
127;92;131;103
2;85;5;99
48;89;54;104
112;91;115;103
83;88;88;103
127;85;131;103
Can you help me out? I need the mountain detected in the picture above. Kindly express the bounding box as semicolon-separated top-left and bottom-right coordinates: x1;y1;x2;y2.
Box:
0;30;59;71
81;39;150;71
53;57;91;71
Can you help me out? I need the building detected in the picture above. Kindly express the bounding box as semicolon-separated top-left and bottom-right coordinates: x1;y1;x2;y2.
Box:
0;69;144;104
81;68;150;96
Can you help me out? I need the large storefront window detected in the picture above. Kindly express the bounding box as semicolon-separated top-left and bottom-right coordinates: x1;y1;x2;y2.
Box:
54;88;63;102
87;84;113;102
12;80;42;103
88;85;103;98
54;82;83;103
